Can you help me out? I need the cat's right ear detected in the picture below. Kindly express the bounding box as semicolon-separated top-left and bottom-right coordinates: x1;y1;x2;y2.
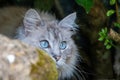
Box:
23;9;43;36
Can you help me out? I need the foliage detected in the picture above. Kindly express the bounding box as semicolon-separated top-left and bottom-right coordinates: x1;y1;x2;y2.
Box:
106;10;115;16
106;0;116;17
110;0;116;5
111;0;120;30
114;22;120;28
98;28;113;49
98;0;117;49
75;0;94;13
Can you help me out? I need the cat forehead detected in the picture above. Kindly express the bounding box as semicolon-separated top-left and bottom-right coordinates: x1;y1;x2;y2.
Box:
47;22;72;34
33;22;72;40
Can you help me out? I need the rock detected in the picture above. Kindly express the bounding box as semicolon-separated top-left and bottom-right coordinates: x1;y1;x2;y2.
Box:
0;34;58;80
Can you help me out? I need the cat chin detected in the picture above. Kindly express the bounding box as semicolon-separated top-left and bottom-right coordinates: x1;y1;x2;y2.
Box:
57;56;77;79
58;64;75;79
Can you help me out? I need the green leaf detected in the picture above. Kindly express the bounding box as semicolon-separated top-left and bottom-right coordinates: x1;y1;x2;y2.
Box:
109;40;113;45
110;0;116;5
114;22;120;28
99;28;108;38
104;27;107;33
104;39;109;46
98;37;104;41
99;32;104;36
99;32;102;36
106;10;115;16
75;0;94;13
102;29;105;33
106;45;112;49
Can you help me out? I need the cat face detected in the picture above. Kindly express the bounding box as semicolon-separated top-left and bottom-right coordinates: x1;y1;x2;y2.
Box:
17;9;78;79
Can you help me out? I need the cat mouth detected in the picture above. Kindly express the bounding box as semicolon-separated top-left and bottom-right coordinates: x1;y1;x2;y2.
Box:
56;61;64;70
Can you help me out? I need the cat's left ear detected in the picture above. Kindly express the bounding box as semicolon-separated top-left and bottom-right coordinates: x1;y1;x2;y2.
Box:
59;12;76;29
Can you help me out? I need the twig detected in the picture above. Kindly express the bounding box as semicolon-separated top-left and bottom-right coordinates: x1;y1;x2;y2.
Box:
109;29;120;44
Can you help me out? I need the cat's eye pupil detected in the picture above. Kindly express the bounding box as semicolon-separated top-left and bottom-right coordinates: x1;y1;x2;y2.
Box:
40;40;49;48
60;41;67;50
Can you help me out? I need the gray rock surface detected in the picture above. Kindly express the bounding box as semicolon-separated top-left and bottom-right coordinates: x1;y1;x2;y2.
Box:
0;34;58;80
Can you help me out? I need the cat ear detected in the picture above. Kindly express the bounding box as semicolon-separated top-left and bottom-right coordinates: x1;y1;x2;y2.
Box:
23;9;43;35
59;12;76;29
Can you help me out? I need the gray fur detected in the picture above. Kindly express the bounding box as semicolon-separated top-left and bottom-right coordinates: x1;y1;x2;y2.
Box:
16;9;79;79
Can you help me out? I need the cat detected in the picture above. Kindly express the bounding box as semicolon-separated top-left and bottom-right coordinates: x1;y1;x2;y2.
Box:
15;8;81;80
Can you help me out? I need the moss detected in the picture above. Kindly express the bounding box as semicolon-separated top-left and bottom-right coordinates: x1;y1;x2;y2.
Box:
30;49;58;80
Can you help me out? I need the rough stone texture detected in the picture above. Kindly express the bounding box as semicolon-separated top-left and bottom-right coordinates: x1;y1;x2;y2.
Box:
0;34;58;80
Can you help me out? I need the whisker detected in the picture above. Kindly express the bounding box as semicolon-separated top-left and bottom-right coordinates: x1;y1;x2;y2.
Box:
75;64;94;76
72;65;86;80
73;70;83;80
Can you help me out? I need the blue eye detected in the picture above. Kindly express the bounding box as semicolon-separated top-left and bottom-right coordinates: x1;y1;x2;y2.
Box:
60;41;67;50
40;40;49;48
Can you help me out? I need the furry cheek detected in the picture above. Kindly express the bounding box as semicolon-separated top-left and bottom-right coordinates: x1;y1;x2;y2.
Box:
56;58;65;69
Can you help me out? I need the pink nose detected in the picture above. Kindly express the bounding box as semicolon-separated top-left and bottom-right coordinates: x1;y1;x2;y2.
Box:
53;55;61;61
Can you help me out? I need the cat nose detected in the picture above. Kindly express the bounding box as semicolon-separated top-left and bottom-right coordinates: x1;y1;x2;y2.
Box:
53;55;61;61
